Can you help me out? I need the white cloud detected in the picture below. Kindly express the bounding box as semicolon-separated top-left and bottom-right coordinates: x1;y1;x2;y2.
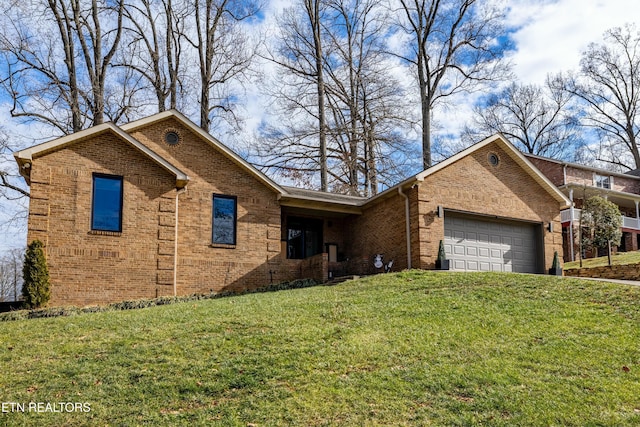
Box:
506;0;636;84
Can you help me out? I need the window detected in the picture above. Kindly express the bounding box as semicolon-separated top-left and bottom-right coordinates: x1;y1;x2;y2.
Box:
91;174;123;232
594;174;611;189
164;129;181;146
286;217;323;259
212;195;237;245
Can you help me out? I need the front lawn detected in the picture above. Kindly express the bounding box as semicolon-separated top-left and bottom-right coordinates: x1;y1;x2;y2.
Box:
1;271;639;426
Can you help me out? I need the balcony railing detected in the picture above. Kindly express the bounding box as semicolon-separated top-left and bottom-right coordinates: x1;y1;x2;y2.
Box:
561;208;640;231
560;208;579;223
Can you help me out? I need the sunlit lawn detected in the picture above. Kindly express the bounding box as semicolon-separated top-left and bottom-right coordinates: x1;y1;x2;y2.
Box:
564;250;640;270
1;271;639;426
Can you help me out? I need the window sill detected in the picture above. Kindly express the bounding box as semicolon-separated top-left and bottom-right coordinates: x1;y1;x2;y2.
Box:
209;243;236;249
88;230;122;237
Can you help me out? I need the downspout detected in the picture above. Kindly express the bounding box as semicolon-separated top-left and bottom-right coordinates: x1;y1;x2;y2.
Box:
174;187;187;296
631;200;640;237
398;187;412;269
569;188;574;262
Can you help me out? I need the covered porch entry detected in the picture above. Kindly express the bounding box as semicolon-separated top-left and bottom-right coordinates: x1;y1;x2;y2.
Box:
278;187;366;282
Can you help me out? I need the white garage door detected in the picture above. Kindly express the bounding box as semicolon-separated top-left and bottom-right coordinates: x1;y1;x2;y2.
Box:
444;214;539;273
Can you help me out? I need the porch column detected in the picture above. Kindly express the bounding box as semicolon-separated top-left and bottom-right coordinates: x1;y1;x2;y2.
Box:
569;189;575;262
631;200;640;251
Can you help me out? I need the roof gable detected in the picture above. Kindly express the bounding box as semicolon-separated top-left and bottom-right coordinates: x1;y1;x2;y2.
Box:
120;110;284;194
13;122;189;188
366;134;571;208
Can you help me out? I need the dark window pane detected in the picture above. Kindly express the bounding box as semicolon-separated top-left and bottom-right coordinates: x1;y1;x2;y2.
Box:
286;217;323;259
213;195;237;245
92;175;123;232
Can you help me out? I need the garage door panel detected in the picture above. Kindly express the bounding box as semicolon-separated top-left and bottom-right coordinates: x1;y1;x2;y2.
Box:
444;214;539;273
453;259;466;270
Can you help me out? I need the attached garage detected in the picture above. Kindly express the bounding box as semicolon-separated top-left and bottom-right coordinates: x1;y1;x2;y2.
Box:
443;213;542;273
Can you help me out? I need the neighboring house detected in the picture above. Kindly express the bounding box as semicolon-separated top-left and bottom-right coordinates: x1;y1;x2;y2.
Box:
526;154;640;262
14;111;569;306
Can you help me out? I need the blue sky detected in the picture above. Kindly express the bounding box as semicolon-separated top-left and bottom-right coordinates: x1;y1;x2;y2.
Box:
0;0;637;253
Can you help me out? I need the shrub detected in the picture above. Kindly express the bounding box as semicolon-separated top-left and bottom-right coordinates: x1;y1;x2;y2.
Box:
22;240;51;309
437;240;447;261
551;251;561;270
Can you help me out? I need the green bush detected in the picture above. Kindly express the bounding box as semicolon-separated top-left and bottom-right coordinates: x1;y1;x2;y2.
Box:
437;240;447;261
22;240;51;309
551;251;561;270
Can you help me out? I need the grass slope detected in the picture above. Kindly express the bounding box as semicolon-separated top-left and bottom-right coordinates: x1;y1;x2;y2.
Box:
564;251;640;270
1;271;639;426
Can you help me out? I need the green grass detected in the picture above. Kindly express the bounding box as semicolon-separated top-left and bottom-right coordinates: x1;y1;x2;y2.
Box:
564;250;640;270
1;271;640;426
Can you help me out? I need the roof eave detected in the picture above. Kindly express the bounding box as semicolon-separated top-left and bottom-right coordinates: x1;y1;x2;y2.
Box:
278;195;363;215
13;122;190;189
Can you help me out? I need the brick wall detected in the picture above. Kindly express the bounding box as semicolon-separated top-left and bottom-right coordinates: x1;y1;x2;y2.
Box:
28;132;178;306
527;157;565;186
344;189;411;272
28;118;286;306
124;118;284;295
528;155;640;194
342;143;565;274
416;144;564;271
564;265;640;281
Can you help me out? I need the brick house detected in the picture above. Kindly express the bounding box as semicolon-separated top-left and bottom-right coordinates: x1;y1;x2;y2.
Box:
14;111;569;306
526;153;640;261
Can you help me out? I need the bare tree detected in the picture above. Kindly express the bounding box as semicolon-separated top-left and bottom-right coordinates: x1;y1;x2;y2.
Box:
323;0;415;195
119;0;187;112
464;75;580;158
71;0;125;125
184;0;260;133
563;24;640;170
0;248;23;302
0;126;29;200
391;0;510;169
259;0;330;190
0;0;125;134
259;0;415;195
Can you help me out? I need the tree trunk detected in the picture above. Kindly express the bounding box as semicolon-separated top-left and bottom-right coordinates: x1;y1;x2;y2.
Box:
308;0;328;191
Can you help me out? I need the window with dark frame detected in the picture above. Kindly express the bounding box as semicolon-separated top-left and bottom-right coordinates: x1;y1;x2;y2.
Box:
91;174;123;232
212;194;237;245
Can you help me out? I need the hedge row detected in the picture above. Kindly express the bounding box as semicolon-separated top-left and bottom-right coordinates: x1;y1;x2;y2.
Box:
0;278;318;322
